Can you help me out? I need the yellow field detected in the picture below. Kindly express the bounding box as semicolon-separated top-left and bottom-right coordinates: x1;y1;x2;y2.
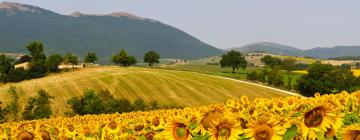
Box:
1;91;359;140
293;69;360;77
0;66;290;116
275;55;318;64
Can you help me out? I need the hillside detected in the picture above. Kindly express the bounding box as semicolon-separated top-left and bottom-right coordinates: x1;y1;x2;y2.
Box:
0;67;291;115
229;42;304;56
0;2;223;61
231;42;360;59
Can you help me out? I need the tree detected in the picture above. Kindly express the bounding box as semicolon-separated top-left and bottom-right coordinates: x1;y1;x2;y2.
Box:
0;54;14;82
261;55;282;68
282;58;297;72
67;90;104;115
26;42;47;78
22;89;54;120
63;54;79;66
297;62;360;96
112;49;137;66
3;86;21;121
219;50;247;73
15;55;31;64
267;68;284;87
46;54;63;72
7;67;28;82
133;98;147;111
84;52;98;63
144;50;160;67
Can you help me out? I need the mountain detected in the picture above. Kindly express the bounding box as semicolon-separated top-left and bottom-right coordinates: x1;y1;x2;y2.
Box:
230;42;360;59
0;2;223;62
229;42;304;56
305;46;360;59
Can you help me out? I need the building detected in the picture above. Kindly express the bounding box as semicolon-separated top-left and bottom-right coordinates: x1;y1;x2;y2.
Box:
14;62;30;70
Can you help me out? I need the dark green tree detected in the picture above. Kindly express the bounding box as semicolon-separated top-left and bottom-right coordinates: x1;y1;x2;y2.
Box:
14;55;31;64
7;67;28;82
261;55;282;68
22;89;54;120
219;50;247;73
144;50;160;67
0;54;14;82
282;58;297;72
63;54;79;66
112;49;137;66
26;42;47;78
67;90;104;115
4;86;21;121
267;68;284;87
297;62;360;96
133;98;147;111
46;54;63;72
84;52;98;63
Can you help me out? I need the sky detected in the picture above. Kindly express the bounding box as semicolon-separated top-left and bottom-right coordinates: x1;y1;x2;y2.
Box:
2;0;360;49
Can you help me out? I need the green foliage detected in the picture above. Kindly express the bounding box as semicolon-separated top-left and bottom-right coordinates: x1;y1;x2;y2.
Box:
260;55;282;68
84;52;98;63
26;41;47;78
112;49;137;66
267;68;284;87
22;89;54;120
282;58;297;72
220;50;247;73
343;112;360;126
7;67;29;82
63;53;79;65
134;98;147;111
144;50;160;67
0;54;14;82
14;55;31;65
46;54;63;72
246;71;260;81
3;86;21;121
297;62;360;96
282;125;298;140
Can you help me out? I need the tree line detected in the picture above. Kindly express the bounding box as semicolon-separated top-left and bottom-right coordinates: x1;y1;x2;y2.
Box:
0;41;161;83
0;87;180;123
219;51;360;97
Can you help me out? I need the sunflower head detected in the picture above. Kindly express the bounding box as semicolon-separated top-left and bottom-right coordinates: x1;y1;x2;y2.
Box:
210;119;241;140
342;124;360;140
304;106;325;128
109;121;118;130
17;131;34;140
40;130;51;140
245;117;283;140
165;121;190;140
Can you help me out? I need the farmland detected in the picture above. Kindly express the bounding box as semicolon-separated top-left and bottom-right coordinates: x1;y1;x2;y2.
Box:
0;66;291;116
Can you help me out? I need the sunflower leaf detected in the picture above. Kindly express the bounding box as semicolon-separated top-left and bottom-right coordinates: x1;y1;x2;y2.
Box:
282;125;298;140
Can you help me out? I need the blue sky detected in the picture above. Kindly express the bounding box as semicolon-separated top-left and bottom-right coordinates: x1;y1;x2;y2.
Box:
2;0;360;49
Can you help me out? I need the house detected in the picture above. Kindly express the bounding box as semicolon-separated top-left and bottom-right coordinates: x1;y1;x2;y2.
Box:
58;63;85;69
14;62;30;70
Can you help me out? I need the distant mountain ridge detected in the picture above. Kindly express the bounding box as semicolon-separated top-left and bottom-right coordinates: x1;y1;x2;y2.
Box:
0;2;223;62
230;42;360;59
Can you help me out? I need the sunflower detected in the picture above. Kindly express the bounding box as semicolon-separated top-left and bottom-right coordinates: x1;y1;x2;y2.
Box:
16;131;34;140
342;124;360;140
244;117;284;140
164;119;191;140
299;105;334;140
209;118;241;140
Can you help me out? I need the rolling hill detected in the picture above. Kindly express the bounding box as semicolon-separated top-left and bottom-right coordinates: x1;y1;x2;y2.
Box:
0;67;291;116
230;42;304;56
230;42;360;59
0;2;223;61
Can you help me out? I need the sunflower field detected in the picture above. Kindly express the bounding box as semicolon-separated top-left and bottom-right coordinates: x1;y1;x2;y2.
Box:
1;91;360;140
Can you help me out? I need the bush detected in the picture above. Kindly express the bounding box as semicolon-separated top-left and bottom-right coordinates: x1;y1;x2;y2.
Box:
246;71;259;81
22;89;54;120
267;68;284;87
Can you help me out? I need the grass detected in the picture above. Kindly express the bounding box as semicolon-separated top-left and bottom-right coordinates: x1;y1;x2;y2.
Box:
0;66;291;116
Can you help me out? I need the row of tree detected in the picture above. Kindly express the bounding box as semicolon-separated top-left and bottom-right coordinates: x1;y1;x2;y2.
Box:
1;41;162;83
0;87;181;123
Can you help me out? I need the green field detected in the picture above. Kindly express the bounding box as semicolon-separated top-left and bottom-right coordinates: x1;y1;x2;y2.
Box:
0;67;291;116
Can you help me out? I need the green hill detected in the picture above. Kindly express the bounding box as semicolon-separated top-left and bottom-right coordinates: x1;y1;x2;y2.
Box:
0;2;223;62
0;67;291;116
